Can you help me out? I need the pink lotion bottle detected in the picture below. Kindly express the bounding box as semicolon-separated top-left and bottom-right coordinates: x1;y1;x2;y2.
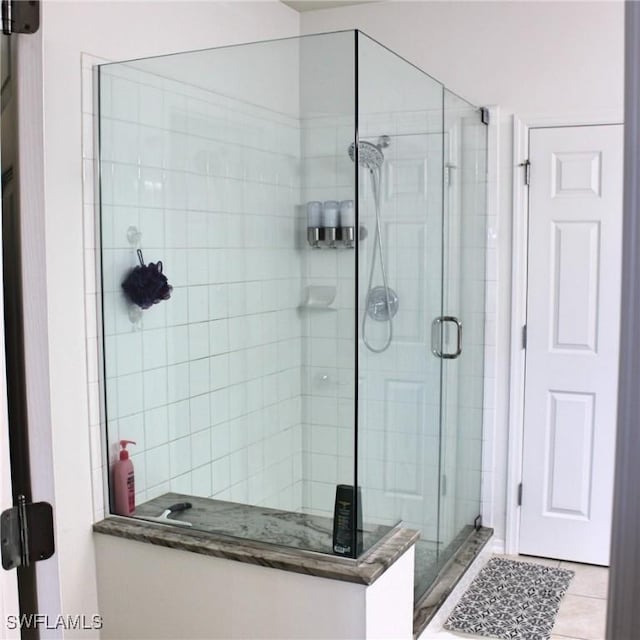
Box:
113;440;136;516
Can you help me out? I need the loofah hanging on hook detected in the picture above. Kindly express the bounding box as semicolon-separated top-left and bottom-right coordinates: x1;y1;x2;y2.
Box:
122;249;173;310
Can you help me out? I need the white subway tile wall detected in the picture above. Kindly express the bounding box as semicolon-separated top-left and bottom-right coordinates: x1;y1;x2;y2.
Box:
300;114;357;519
85;54;305;518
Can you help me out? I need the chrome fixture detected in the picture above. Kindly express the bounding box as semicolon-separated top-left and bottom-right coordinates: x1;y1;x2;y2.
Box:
431;316;463;359
367;286;399;322
377;134;391;149
348;140;384;170
348;136;396;353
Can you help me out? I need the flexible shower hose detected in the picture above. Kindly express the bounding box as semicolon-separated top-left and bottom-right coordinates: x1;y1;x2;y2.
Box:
361;167;394;353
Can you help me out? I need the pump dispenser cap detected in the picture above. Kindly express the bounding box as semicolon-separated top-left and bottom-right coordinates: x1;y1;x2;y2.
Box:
119;440;136;460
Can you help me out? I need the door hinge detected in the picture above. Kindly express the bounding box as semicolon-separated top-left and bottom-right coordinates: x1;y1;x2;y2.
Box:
441;474;447;496
519;159;531;186
444;164;456;187
480;107;490;125
1;496;54;570
522;324;527;349
474;514;482;531
1;0;39;35
517;483;523;506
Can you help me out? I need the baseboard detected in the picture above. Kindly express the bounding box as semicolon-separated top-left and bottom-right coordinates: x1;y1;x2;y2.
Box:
491;537;505;554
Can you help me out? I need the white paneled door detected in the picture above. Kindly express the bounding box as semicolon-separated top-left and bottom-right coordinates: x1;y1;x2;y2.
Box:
520;124;623;565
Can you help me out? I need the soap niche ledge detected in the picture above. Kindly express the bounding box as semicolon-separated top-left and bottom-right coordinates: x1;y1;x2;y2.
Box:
299;285;337;311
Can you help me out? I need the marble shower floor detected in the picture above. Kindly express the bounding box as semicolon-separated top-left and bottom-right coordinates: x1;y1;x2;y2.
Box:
420;554;609;640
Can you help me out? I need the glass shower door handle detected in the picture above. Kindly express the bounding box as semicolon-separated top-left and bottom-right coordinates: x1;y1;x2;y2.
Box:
431;316;462;359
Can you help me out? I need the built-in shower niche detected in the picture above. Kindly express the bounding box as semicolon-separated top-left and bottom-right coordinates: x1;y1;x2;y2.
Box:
97;29;488;612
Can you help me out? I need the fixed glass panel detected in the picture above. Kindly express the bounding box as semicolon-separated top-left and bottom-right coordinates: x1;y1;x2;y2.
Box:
297;32;362;554
356;32;445;559
98;31;358;555
435;90;487;585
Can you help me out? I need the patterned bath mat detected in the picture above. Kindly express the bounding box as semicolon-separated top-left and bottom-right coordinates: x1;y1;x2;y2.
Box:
444;558;574;640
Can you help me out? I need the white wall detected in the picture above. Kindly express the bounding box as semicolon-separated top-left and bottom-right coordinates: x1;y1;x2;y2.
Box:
94;533;415;639
299;0;624;546
95;534;365;640
34;0;299;630
365;547;414;639
300;1;623;117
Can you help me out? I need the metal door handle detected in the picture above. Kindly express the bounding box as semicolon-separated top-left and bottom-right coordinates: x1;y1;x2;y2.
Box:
431;316;462;359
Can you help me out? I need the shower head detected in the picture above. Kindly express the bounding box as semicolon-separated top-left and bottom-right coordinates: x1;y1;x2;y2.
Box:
348;140;385;171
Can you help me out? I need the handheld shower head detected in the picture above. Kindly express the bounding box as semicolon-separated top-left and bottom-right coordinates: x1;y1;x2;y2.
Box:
348;140;385;171
348;135;397;354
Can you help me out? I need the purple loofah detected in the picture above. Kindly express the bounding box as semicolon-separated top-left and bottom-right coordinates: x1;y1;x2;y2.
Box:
122;249;173;310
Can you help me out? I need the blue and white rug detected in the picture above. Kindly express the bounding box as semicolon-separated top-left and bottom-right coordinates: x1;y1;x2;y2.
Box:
444;558;574;640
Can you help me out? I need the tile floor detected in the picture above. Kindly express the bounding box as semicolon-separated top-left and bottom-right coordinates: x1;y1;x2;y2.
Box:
420;553;609;640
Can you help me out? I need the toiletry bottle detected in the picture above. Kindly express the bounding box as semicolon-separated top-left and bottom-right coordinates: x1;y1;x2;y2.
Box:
307;201;322;228
322;200;339;228
332;484;363;557
113;440;136;516
339;200;355;228
322;201;340;247
307;201;323;248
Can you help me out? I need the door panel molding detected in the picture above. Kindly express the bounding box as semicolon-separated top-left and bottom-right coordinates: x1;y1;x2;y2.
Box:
550;220;600;353
506;114;623;556
544;390;595;519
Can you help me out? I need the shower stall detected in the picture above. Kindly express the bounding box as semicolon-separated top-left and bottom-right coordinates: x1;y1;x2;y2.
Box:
97;30;487;605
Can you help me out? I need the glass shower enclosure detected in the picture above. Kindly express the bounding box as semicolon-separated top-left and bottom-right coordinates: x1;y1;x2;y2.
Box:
97;30;487;604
